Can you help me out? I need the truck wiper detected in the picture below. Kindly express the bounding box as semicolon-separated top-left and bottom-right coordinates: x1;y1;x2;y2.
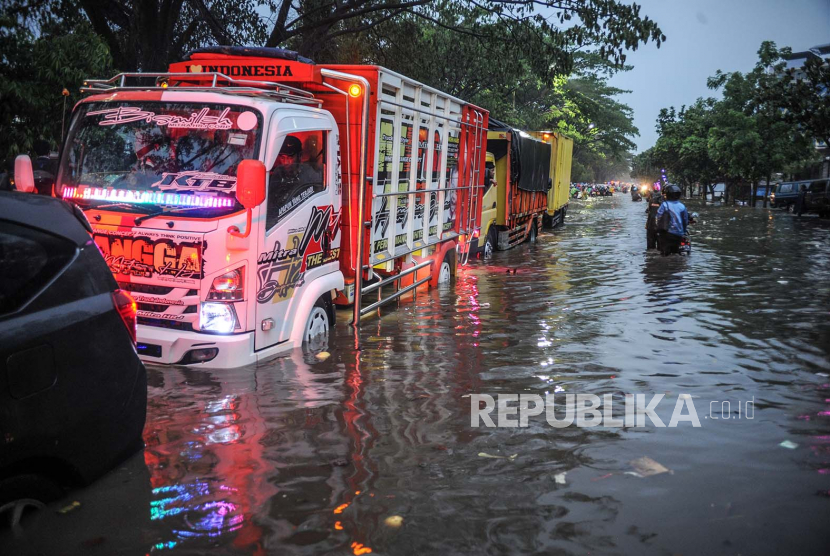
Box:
134;206;206;226
133;207;168;225
96;202;145;212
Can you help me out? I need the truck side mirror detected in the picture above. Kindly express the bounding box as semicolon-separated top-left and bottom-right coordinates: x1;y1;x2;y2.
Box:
228;160;266;239
14;155;35;193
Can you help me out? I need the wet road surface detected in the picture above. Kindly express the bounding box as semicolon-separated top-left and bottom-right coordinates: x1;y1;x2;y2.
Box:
4;196;830;555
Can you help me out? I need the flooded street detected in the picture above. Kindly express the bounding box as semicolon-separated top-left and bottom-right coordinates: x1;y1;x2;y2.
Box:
5;196;830;555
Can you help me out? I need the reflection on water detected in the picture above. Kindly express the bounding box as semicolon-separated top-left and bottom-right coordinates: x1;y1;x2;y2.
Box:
3;197;830;555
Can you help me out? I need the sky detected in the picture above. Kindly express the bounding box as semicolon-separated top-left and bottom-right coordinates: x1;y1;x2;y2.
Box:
607;0;830;153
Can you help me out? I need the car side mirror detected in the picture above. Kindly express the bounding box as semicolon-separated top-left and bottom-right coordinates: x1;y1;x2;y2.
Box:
14;155;35;193
228;160;266;239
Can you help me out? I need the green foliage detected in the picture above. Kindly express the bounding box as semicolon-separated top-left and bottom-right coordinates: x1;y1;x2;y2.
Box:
641;41;819;198
2;0;662;176
0;5;112;160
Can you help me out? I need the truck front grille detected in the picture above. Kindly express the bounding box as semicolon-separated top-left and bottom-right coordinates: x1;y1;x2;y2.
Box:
119;282;200;332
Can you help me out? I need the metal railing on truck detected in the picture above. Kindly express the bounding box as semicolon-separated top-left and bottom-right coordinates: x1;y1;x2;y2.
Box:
80;72;322;106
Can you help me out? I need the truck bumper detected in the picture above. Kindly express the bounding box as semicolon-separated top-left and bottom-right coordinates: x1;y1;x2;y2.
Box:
136;325;280;368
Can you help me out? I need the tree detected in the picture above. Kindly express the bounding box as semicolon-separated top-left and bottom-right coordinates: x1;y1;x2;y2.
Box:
770;50;830;149
71;0;663;72
630;147;660;183
642;41;816;205
650;100;719;197
708;42;815;206
0;2;112;159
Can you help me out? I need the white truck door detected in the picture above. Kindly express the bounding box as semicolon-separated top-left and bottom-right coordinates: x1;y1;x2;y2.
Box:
254;115;339;351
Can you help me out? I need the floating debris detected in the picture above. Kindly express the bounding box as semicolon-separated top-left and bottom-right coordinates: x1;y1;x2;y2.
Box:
629;456;670;477
478;452;517;461
384;515;404;528
779;440;799;450
58;501;81;514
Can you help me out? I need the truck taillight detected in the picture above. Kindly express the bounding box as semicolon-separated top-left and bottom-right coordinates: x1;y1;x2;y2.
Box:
112;289;137;344
208;267;244;301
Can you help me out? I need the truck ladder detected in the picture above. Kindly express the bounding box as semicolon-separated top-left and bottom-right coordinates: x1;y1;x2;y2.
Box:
460;109;486;266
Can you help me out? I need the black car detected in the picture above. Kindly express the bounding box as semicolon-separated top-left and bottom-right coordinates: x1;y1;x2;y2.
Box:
799;179;830;217
770;181;807;210
0;192;147;527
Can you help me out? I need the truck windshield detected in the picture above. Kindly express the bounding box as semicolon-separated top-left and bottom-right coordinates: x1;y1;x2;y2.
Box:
57;101;262;218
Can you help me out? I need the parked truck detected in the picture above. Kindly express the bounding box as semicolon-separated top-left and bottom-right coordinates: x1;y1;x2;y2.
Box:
472;120;551;257
528;131;573;229
19;46;487;368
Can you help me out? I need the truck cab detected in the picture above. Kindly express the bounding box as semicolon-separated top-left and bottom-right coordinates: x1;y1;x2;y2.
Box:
56;85;343;367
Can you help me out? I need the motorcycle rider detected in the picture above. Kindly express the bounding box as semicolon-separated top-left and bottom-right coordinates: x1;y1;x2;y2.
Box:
655;184;689;256
645;184;664;250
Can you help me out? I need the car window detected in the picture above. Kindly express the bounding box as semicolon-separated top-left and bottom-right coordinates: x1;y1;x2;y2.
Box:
0;221;75;315
808;181;825;192
266;131;327;230
779;183;792;193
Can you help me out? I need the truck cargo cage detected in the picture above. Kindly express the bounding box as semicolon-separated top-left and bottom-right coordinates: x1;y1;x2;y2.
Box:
351;69;487;324
80;72;321;106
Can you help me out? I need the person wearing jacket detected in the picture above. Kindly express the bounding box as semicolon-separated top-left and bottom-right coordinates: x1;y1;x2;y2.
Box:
655;184;688;256
645;184;664;250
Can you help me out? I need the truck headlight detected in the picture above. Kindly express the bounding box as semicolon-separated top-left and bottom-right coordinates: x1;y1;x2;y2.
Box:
200;302;236;333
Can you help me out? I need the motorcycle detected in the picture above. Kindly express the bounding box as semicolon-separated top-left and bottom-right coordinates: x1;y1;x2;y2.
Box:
680;212;698;255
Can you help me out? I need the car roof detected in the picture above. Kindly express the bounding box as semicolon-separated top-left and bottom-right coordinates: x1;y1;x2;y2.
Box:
0;192;92;246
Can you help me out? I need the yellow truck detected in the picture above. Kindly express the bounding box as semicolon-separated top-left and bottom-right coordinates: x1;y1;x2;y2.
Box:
472;122;552;258
529;131;573;229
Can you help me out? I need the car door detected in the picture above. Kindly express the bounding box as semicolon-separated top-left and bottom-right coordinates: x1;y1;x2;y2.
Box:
254;115;340;350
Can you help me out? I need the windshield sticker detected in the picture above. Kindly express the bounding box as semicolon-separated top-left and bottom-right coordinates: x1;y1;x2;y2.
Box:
275;183;325;224
88;106;234;130
228;133;248;146
93;229;204;283
152;172;237;192
256;205;339;303
236;112;258;131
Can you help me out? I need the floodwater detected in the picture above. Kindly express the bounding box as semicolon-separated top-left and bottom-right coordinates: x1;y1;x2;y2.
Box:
4;196;830;555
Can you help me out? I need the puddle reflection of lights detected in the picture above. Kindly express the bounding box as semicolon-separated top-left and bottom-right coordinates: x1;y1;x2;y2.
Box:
351;542;373;555
537;338;552;347
207;425;241;444
333;503;349;514
150;481;244;541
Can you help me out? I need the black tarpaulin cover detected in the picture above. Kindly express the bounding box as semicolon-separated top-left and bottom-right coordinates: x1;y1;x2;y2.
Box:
489;119;551;193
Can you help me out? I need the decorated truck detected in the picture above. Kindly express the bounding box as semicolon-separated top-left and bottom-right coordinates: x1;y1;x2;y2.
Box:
529;131;573;228
22;46;487;368
472;120;552;257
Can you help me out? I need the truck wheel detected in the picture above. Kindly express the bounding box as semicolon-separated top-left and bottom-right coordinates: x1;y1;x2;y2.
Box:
482;228;496;259
437;253;452;285
303;295;331;347
529;221;538;243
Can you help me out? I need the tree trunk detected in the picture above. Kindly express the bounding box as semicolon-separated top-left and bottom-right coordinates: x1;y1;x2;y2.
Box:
763;171;772;208
751;180;757;208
